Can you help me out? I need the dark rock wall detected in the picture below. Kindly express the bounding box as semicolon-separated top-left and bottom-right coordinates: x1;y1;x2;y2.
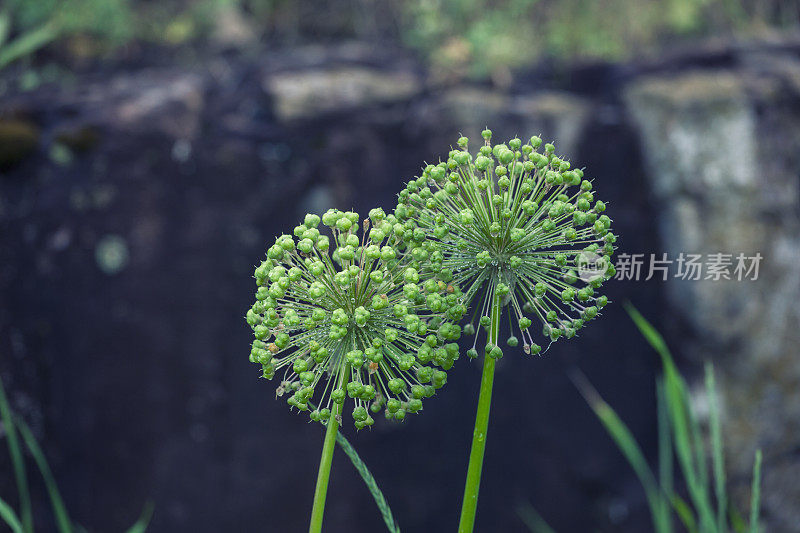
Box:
1;41;798;532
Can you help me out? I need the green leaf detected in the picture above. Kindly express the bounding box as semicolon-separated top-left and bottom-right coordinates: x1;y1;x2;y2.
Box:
334;430;401;533
706;363;727;532
670;494;698;533
517;501;557;533
663;367;713;528
0;496;24;533
625;303;715;531
623;302;671;361
570;370;666;533
0;375;32;533
307;400;400;533
730;505;748;533
0;9;11;49
686;384;711;524
124;501;154;533
14;417;73;533
749;450;762;533
656;380;673;533
0;21;60;70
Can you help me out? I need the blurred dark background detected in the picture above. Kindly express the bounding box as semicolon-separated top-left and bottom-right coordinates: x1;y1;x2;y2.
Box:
1;1;799;531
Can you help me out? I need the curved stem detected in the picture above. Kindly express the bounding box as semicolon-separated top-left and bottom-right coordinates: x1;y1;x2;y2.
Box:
308;403;341;533
458;292;501;533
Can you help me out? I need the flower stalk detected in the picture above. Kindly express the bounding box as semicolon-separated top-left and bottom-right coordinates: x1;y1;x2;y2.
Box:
458;291;500;533
308;403;341;533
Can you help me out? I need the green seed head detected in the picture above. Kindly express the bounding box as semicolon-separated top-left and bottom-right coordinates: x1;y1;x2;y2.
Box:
247;209;465;428
394;135;615;357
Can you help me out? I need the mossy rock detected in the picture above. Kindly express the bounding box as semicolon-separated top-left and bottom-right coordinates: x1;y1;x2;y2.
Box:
0;119;39;170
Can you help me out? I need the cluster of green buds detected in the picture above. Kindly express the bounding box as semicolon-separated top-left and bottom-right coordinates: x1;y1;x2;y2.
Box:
394;130;616;359
246;208;466;429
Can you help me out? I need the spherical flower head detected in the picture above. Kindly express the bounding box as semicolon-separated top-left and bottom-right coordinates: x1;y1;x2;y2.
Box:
247;208;465;429
394;132;616;356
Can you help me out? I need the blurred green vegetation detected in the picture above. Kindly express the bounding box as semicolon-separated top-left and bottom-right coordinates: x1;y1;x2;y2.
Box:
401;0;780;79
0;374;153;532
518;304;763;533
0;0;132;69
0;0;798;77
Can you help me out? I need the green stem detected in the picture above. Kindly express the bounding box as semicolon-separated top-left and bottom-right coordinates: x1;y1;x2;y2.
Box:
458;292;501;533
308;403;341;533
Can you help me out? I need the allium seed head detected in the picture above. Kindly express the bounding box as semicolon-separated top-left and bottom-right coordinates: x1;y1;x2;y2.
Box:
395;133;615;355
247;208;465;428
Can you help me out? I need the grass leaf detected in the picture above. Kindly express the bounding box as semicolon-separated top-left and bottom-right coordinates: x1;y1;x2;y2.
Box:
124;501;154;533
517;501;557;533
0;9;11;49
623;302;671;361
730;505;748;533
335;430;400;533
670;494;698;533
0;496;24;533
0;375;33;533
686;385;711;520
0;21;60;70
570;369;666;532
749;450;762;533
656;380;674;533
706;363;727;531
625;303;716;530
14;417;73;533
305;401;400;533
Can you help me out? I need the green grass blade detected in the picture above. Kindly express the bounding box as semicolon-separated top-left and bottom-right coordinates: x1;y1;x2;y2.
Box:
306;401;400;533
663;373;694;479
14;417;73;533
730;505;747;533
705;363;727;531
124;501;154;533
670;494;698;533
0;10;11;49
623;303;671;361
335;431;400;533
0;22;60;70
656;379;674;533
625;303;716;531
517;501;557;533
749;450;762;533
0;496;24;533
686;387;710;515
570;370;666;532
661;364;712;528
593;402;665;531
0;375;33;533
